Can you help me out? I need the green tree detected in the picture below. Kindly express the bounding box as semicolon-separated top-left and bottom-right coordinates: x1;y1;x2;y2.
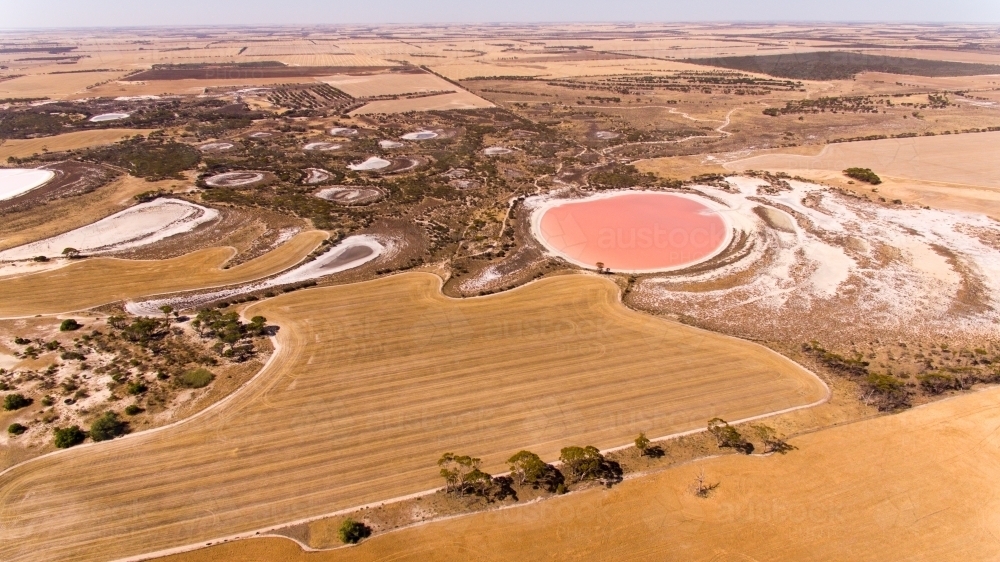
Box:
61;247;80;259
752;424;796;454
559;445;605;483
53;425;86;448
438;452;494;496
8;422;27;435
338;519;371;544
90;411;129;442
707;418;752;454
3;393;31;411
507;450;547;487
159;305;174;321
59;319;82;332
635;432;651;456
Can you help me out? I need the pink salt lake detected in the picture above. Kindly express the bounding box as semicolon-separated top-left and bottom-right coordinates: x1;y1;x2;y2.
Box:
537;192;729;272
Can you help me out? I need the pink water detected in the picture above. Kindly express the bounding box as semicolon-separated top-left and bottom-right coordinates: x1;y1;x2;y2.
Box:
538;192;728;271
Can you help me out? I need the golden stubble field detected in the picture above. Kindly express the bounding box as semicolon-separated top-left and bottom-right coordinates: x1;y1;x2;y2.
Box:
0;273;827;562
725;132;1000;219
0;129;154;160
162;383;1000;562
0;230;326;317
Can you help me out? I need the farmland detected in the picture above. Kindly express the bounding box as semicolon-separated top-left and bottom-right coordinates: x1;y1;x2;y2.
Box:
0;20;999;562
0;273;826;561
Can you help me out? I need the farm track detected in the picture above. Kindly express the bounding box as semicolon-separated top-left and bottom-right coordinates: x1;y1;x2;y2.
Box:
0;273;827;562
0;230;326;317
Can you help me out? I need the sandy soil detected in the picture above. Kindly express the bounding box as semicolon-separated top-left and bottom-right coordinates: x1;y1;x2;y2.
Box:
0;129;153;160
628;176;1000;343
0;231;326;317
0;274;826;562
0;198;219;261
161;384;1000;562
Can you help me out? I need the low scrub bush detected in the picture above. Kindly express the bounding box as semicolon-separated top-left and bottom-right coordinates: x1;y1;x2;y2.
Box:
338;519;372;544
178;368;214;389
90;411;129;442
3;393;31;411
53;425;86;448
843;167;882;185
8;422;27;435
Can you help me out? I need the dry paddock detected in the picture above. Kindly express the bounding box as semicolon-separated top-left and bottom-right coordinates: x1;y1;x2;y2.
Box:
0;273;826;561
0;230;326;317
161;383;1000;562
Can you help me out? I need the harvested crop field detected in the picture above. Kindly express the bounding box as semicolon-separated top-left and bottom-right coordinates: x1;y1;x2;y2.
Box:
0;129;153;160
350;91;494;115
0;230;325;317
166;384;1000;562
130;65;397;81
0;274;827;561
726;132;1000;189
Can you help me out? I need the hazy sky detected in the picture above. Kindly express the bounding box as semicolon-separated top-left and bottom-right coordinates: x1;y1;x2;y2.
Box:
3;0;998;28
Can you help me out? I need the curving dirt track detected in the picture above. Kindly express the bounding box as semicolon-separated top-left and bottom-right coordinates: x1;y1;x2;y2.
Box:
0;230;326;317
0;273;826;562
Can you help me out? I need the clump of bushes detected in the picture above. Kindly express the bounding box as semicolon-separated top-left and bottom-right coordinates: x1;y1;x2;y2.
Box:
59;319;82;332
843;167;882;185
53;425;86;448
3;393;31;411
90;411;129;442
8;423;28;435
707;418;753;454
338;519;372;544
124;404;143;416
178;368;214;389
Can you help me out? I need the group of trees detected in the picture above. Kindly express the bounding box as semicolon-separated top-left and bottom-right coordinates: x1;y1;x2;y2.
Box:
438;445;624;501
192;310;268;361
708;418;795;455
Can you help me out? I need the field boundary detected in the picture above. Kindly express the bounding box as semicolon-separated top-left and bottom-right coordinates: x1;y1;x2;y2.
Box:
100;273;831;562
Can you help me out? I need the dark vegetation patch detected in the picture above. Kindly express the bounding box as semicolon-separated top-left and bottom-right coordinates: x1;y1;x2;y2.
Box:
83;137;200;179
843;167;882;185
685;51;1000;80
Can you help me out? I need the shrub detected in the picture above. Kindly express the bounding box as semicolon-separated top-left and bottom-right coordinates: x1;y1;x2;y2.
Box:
863;373;911;410
126;381;148;395
917;372;961;395
59;319;82;332
53;425;86;448
3;393;31;411
124;404;143;416
707;418;753;454
843;167;882;185
338;518;371;544
178;368;214;389
8;422;27;435
90;411;128;441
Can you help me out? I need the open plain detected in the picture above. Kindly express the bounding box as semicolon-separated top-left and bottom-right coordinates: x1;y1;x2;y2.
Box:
1;20;1000;562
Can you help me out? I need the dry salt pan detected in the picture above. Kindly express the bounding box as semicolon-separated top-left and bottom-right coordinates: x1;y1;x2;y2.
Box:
303;168;331;184
348;157;390;171
199;142;235;152
401;130;438;141
125;235;385;315
0;199;218;261
484;146;513;156
379;140;404;149
204;171;265;187
329;127;359;137
89;113;130;122
0;168;55;201
303;142;341;151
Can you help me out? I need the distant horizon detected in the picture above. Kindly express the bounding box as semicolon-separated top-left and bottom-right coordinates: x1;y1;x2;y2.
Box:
3;0;999;30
